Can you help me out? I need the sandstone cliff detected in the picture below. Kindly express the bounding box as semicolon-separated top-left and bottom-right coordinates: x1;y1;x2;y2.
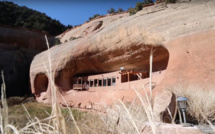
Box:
0;25;55;97
30;0;215;107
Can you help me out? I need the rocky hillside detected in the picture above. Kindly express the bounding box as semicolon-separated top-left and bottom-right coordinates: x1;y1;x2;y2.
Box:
30;0;215;107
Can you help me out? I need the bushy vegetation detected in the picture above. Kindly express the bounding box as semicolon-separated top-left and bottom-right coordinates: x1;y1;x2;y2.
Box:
128;7;138;16
0;1;72;35
165;0;177;3
88;14;101;21
107;7;124;14
135;2;144;11
117;8;124;13
88;8;124;21
129;0;153;15
55;38;62;45
107;8;116;14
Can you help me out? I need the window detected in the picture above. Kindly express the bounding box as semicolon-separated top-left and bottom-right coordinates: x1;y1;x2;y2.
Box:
94;79;97;87
112;77;116;86
107;78;111;86
98;79;102;87
103;78;107;86
90;80;93;87
129;74;138;81
78;79;81;84
121;74;128;83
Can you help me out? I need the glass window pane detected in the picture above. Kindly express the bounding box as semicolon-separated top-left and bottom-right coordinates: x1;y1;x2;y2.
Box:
107;78;111;86
98;79;102;87
90;80;93;87
94;79;97;87
103;78;107;86
112;77;116;86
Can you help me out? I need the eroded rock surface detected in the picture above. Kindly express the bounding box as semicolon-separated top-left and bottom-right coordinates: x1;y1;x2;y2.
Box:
30;0;215;108
0;25;54;97
153;91;176;123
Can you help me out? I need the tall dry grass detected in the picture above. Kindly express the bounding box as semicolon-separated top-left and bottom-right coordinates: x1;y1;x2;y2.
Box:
0;71;16;134
167;84;215;123
44;35;67;134
101;99;147;134
1;70;67;134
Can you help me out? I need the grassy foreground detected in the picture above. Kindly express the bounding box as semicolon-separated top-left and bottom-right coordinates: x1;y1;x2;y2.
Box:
4;97;149;134
6;98;106;134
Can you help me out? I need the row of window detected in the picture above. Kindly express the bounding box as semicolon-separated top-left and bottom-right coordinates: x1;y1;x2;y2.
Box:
89;77;116;87
75;77;116;87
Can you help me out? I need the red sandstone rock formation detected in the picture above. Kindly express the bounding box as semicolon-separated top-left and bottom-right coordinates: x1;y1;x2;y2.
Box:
30;0;215;110
0;26;55;97
153;91;176;123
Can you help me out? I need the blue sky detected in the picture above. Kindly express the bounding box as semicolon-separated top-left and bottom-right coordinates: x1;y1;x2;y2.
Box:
3;0;145;26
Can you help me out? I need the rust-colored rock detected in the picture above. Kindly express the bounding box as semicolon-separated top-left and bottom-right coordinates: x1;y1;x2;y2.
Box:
0;25;54;50
153;91;176;123
155;29;215;92
0;26;54;97
30;0;215;108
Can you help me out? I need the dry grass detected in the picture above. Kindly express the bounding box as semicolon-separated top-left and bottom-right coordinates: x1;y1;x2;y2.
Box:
0;71;11;134
101;99;147;134
44;35;67;134
167;84;215;123
8;102;51;128
5;101;104;134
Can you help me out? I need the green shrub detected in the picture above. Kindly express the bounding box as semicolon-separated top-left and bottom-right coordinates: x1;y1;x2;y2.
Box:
107;8;116;14
117;8;124;13
128;7;137;16
128;0;154;16
88;14;101;21
144;0;154;4
55;38;62;45
165;0;177;3
135;2;144;11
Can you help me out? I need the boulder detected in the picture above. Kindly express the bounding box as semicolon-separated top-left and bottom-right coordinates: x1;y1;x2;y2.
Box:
153;91;176;123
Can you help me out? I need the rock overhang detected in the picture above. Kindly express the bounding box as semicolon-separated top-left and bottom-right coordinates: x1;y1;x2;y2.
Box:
30;23;168;74
30;31;169;95
30;0;215;107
